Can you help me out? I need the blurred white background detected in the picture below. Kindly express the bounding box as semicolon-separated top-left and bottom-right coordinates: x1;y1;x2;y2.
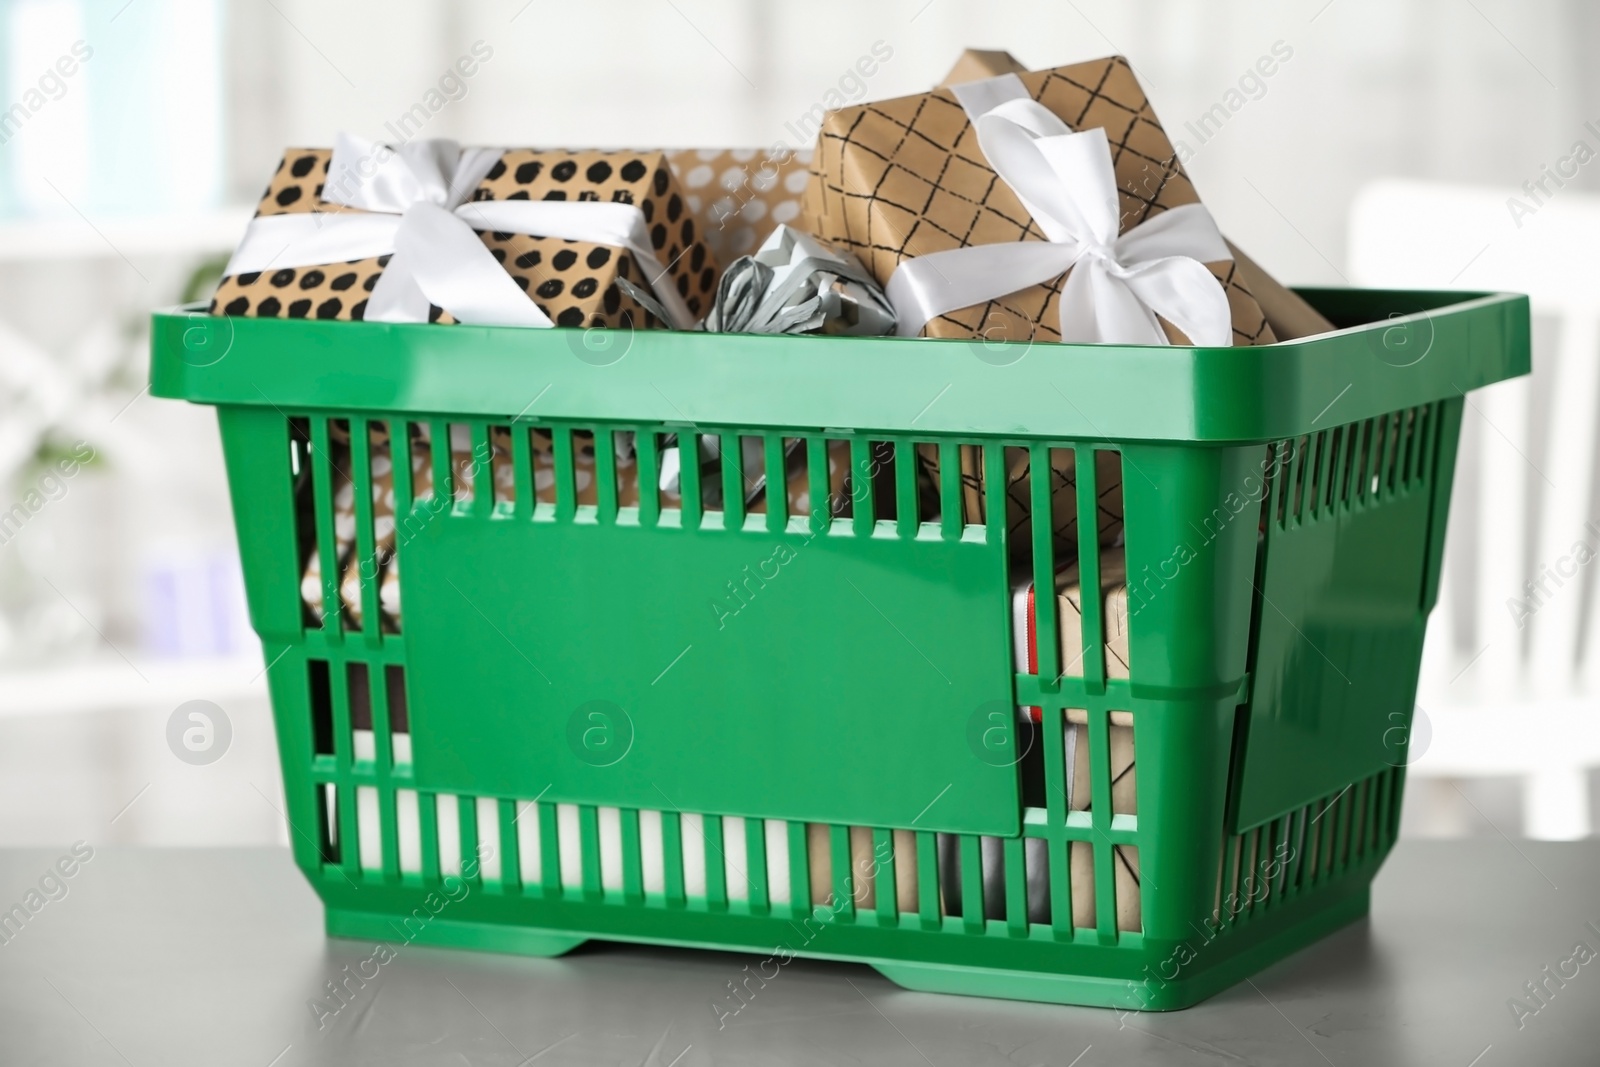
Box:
0;0;1594;847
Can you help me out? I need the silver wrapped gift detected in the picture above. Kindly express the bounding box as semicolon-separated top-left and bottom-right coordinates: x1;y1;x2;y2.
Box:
624;224;895;338
701;224;896;335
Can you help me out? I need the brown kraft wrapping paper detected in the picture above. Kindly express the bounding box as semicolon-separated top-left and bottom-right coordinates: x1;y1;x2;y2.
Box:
804;55;1276;347
915;442;1124;564
664;149;813;265
858;556;1136;932
213;147;720;328
928;49;1335;341
1059;556;1139;932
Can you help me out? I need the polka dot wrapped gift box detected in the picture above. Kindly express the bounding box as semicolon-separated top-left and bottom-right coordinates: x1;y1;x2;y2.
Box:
211;146;721;329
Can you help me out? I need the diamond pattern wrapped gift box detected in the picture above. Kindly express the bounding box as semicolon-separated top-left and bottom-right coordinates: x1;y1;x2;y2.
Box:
805;55;1283;563
211;147;720;328
804;55;1277;346
903;47;1338;343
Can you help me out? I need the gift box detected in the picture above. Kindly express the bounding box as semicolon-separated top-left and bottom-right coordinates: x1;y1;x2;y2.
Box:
805;823;919;913
804;55;1278;347
833;51;1334;547
699;224;895;336
991;556;1139;931
212;141;719;330
299;422;420;633
664;148;813;265
883;556;1139;931
1223;240;1335;341
894;48;1337;342
914;443;1123;565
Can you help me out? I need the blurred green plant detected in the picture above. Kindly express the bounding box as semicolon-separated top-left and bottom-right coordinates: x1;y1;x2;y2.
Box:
18;435;99;487
180;253;230;305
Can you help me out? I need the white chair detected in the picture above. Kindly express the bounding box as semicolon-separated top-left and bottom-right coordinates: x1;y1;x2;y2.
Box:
1349;178;1600;839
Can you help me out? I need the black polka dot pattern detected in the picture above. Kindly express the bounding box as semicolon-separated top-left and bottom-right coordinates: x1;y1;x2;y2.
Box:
219;146;721;329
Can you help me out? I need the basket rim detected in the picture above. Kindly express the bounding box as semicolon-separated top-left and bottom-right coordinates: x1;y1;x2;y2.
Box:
150;287;1529;444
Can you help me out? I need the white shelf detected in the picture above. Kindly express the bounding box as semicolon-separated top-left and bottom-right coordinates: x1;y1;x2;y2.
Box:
0;652;270;718
0;206;253;263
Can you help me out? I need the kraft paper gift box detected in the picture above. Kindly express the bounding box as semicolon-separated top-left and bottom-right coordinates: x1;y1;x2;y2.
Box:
803;53;1280;563
664;149;814;264
213;143;720;329
896;53;1328;564
803;55;1277;347
1224;241;1335;341
914;440;1124;565
1053;556;1139;932
935;555;1138;931
805;824;919;913
914;48;1337;343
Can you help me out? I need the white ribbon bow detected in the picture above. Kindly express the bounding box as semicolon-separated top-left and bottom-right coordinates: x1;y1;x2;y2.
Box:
222;134;695;329
885;74;1234;346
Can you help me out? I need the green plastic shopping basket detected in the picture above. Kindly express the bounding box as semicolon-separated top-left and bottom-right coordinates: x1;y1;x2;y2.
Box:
150;286;1528;1010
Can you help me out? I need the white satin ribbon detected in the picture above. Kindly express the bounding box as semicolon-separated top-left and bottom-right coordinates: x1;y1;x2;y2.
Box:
222;134;695;329
885;74;1233;346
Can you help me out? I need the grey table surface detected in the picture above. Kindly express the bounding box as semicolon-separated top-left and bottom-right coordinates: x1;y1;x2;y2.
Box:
0;842;1596;1066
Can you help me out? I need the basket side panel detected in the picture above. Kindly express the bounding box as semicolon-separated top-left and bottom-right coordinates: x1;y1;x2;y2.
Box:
1118;443;1263;946
1231;401;1450;832
217;406;323;874
217;406;304;642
